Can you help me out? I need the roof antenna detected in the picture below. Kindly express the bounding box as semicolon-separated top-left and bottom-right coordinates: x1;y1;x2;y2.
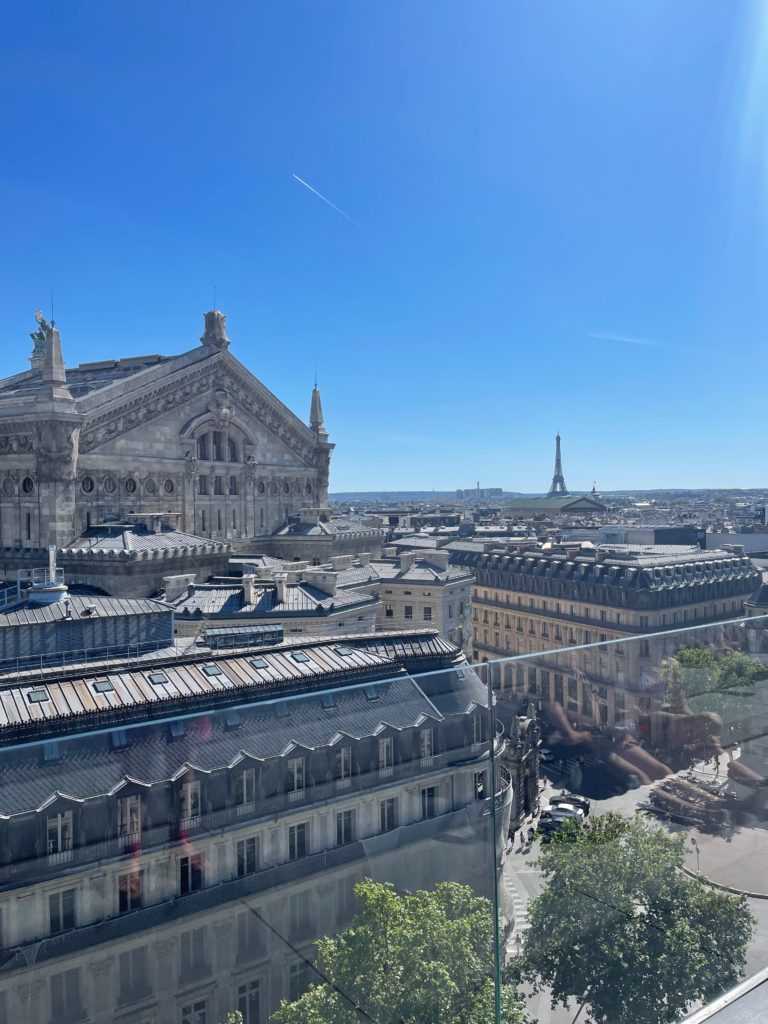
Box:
50;286;55;326
314;364;318;388
213;285;216;311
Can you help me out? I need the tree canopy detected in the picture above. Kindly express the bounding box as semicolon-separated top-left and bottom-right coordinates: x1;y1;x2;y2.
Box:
512;813;754;1024
272;878;527;1024
670;647;763;701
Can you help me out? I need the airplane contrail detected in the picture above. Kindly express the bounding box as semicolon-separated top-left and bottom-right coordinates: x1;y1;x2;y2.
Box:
292;174;361;227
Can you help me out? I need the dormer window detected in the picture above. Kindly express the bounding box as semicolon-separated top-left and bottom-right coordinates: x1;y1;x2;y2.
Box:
47;811;73;859
180;780;201;823
117;794;141;839
287;757;305;796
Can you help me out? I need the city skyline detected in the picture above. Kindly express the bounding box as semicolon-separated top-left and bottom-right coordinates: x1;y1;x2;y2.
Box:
2;1;768;492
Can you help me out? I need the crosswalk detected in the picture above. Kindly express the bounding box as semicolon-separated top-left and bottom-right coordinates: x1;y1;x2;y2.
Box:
504;872;531;959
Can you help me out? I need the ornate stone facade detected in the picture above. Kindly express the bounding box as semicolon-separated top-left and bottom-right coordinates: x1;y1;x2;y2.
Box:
0;311;333;549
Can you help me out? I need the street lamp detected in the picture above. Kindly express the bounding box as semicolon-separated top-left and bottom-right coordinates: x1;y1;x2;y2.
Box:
690;836;700;876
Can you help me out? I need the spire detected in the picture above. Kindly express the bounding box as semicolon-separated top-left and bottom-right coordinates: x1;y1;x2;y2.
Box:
42;322;72;399
310;381;327;439
547;432;568;497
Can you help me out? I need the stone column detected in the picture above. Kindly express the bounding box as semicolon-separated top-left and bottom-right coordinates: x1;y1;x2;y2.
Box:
34;418;81;547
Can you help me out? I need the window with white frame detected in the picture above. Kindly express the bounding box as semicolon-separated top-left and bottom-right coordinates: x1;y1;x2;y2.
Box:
288;822;308;860
50;968;82;1023
118;870;143;913
378;735;393;770
180;926;208;978
419;727;434;759
47;810;73;855
238;979;261;1024
237;836;258;877
180;780;201;822
335;746;352;781
118;946;149;1005
336;808;354;846
179;853;203;895
181;997;208;1024
49;889;75;934
117;794;141;837
380;797;397;833
236;767;257;805
287;757;305;794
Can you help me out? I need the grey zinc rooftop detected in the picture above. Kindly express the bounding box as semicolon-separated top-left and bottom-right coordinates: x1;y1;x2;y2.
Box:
0;631;460;741
0;675;449;815
172;581;377;618
64;525;221;554
0;594;169;628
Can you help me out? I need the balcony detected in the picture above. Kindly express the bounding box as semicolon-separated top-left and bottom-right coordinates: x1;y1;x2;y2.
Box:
47;846;73;867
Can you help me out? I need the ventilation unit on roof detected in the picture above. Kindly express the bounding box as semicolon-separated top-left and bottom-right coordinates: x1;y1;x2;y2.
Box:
321;692;336;710
169;720;186;739
224;711;241;730
364;685;379;702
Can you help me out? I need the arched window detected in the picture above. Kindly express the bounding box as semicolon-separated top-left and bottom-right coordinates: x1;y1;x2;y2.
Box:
227;435;238;462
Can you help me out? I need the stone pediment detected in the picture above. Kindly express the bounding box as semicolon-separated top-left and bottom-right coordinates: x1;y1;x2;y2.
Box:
78;352;322;464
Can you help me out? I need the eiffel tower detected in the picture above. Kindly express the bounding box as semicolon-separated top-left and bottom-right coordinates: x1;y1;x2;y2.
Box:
548;433;568;496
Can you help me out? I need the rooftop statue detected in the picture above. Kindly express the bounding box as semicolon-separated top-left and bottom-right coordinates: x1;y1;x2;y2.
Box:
30;308;51;355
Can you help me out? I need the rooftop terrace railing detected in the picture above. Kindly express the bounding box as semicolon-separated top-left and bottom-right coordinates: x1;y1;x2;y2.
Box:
0;617;766;1023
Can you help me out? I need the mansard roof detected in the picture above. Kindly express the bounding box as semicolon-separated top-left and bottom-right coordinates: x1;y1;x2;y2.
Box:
458;543;759;593
0;631;482;816
0;630;462;745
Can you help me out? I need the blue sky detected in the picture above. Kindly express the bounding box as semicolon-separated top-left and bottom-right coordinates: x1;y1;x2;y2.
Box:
1;1;766;493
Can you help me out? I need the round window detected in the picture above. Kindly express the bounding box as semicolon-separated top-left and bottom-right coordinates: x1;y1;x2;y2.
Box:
103;476;116;494
2;478;15;497
124;477;137;493
81;476;94;493
282;482;290;494
305;482;312;496
270;482;278;496
164;478;175;494
21;477;34;494
257;482;266;495
145;478;157;494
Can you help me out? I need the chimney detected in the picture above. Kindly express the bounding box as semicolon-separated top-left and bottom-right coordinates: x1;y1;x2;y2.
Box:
430;550;449;571
242;574;257;605
399;552;417;571
358;551;371;566
275;575;287;604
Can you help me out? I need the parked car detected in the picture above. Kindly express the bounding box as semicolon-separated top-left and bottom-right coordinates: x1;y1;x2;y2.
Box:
538;802;585;839
550;793;591;816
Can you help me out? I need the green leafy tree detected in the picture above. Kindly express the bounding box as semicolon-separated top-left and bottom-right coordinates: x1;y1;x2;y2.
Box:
672;647;763;700
513;814;754;1024
272;878;527;1024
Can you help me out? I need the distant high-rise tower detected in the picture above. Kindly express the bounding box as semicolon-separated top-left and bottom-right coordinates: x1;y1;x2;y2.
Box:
547;434;568;496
